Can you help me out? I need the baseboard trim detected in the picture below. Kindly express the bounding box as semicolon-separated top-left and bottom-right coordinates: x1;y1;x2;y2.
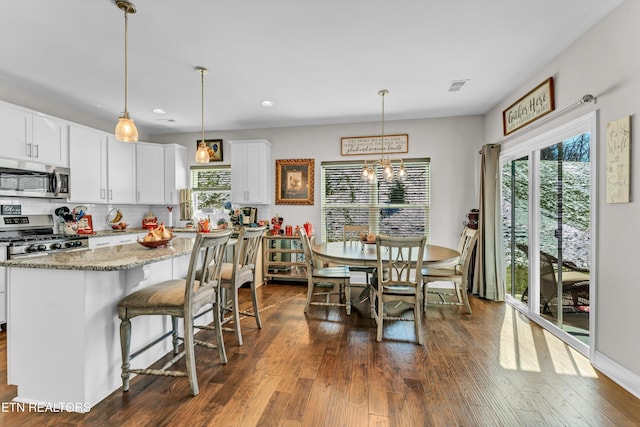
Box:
593;350;640;399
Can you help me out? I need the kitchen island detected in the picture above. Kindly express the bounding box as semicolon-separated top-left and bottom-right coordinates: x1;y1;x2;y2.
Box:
0;237;206;412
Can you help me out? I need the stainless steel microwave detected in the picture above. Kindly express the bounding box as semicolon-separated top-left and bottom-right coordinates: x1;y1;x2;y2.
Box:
0;158;70;199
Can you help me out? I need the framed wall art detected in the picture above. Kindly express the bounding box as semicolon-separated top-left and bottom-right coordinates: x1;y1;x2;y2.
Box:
275;159;314;205
606;115;631;203
197;139;223;162
503;77;555;135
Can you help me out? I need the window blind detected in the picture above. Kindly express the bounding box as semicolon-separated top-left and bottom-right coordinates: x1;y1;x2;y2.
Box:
320;158;430;242
190;165;231;211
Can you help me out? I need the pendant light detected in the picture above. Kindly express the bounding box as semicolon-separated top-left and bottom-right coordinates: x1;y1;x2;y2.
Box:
114;0;138;142
360;90;407;184
195;66;210;164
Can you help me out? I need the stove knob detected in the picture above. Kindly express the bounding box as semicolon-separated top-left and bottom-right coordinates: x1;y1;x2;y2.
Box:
51;243;62;250
65;241;75;248
37;244;47;252
26;245;38;253
72;240;82;247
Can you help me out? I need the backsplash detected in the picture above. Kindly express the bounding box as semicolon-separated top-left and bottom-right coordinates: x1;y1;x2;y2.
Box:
0;198;181;232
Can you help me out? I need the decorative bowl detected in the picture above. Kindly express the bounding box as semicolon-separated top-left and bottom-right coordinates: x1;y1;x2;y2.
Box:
137;237;174;249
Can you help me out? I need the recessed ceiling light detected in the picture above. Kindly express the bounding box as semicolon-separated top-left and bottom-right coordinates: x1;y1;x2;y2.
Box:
152;108;166;114
260;100;274;107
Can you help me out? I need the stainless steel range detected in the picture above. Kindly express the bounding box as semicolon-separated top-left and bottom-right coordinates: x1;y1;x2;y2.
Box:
0;214;89;259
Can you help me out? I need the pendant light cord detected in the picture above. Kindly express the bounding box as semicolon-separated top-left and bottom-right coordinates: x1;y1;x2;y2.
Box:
123;9;129;116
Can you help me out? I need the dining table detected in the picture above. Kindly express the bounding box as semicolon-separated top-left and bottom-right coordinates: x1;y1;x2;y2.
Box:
311;241;460;268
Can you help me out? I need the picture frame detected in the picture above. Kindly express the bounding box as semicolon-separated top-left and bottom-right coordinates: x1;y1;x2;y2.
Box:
275;159;314;205
197;139;223;162
502;77;555;135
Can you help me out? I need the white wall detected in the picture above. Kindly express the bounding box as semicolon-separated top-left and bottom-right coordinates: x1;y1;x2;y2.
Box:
484;0;640;395
152;115;484;248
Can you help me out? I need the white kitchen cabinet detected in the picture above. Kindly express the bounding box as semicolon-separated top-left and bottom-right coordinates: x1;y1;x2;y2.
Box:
0;101;68;167
68;125;108;203
68;125;136;204
164;144;188;205
229;139;272;205
136;142;165;204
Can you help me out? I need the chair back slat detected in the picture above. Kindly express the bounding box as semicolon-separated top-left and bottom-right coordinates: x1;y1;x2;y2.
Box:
185;230;232;315
343;225;369;244
231;226;267;282
375;234;426;287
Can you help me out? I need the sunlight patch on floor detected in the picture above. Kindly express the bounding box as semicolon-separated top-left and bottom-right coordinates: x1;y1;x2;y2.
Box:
542;328;598;378
499;307;541;372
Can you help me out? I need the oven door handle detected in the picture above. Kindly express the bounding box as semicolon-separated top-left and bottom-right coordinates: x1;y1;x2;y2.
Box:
51;169;61;196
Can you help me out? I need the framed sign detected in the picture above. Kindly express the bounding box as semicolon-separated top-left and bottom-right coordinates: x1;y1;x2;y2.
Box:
503;77;555;135
606;115;631;203
275;159;314;205
196;139;223;162
341;134;408;156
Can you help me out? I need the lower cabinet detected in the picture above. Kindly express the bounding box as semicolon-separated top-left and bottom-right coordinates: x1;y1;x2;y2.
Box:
89;233;141;249
262;235;307;283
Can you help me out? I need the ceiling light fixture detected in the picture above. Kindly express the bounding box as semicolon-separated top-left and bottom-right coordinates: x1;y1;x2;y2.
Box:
260;100;274;107
360;90;407;184
114;0;138;142
195;66;210;164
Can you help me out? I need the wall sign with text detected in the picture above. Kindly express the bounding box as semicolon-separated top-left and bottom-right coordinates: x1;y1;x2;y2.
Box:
502;77;555;136
341;134;408;156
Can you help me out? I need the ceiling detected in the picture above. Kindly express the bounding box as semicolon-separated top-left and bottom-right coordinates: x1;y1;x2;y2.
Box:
0;0;622;136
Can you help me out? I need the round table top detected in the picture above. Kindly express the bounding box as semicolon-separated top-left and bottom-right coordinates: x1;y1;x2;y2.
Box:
311;241;460;267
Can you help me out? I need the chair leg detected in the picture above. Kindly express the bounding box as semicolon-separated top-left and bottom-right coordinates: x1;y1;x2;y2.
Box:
231;285;243;345
414;298;424;346
456;279;472;314
376;295;384;342
213;293;228;364
345;281;351;315
250;280;263;329
171;316;180;354
182;314;199;396
304;278;314;313
119;318;131;392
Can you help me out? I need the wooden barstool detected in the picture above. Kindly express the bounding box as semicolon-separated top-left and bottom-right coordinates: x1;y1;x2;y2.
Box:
117;230;232;396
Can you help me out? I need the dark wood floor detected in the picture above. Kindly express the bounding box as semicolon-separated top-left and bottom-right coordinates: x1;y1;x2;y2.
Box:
1;282;639;426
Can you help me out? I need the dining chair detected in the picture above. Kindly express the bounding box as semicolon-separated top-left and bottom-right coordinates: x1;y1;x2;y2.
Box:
343;224;376;285
117;229;232;396
220;225;267;345
421;227;477;314
370;234;426;344
298;228;352;315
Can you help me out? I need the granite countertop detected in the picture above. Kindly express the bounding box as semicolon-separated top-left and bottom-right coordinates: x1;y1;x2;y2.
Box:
0;237;195;271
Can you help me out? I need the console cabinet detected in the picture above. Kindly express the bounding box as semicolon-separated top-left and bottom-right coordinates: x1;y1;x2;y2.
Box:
262;234;308;283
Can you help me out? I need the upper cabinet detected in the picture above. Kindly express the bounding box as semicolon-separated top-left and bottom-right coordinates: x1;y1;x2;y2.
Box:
229;139;272;205
164;144;188;205
136;142;165;204
68;125;136;204
0;102;68;167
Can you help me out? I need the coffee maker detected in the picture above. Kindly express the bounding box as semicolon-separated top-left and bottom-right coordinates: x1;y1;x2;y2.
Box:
231;206;257;226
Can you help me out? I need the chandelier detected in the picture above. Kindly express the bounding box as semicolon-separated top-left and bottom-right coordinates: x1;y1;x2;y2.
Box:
360;90;407;184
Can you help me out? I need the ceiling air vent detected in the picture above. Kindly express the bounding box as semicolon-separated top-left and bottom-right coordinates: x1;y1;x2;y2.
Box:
448;79;468;92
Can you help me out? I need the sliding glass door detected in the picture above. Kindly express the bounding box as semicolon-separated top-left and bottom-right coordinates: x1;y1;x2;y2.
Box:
500;114;595;353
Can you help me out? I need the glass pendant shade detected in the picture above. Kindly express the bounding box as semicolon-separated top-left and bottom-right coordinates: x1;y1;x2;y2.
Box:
195;141;209;164
115;113;138;142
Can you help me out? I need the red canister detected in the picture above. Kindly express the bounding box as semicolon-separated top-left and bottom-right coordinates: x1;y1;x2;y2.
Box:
285;225;293;236
303;222;313;236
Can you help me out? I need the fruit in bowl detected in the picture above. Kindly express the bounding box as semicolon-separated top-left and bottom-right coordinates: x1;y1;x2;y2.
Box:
111;222;127;231
142;222;173;242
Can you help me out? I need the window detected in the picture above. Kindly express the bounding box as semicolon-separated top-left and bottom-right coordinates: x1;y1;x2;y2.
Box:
190;165;231;213
321;158;430;242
